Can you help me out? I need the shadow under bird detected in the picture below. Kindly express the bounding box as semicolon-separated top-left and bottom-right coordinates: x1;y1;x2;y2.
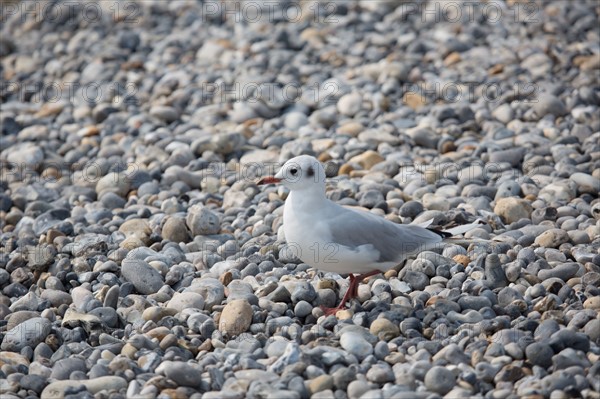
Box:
258;155;482;315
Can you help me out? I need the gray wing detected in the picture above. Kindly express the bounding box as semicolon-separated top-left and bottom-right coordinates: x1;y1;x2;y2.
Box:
326;204;443;263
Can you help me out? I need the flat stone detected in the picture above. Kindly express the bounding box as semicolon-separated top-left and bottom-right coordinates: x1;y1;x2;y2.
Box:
167;292;205;312
41;376;127;399
534;229;569;248
157;361;203;388
1;317;51;351
340;331;372;360
120;259;164;295
349;150;385;170
537;262;580;281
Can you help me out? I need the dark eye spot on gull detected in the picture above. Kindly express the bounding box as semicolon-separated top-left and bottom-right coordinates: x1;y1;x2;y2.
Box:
307;166;315;177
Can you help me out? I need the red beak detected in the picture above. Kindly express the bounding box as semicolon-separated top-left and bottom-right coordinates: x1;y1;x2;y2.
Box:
257;176;281;185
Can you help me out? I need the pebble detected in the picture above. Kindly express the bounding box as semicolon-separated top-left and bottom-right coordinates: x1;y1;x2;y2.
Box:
424;366;456;395
219;299;253;335
349;151;385;170
158;361;203;388
526;342;554;368
96;173;131;198
167;292;205;312
20;374;48;394
337;93;362;116
51;358;87;380
120;259;164;295
494;197;533;224
161;217;190;243
1;318;51;351
186;205;221;235
485;254;508;288
583;297;600;310
370;318;400;340
533;95;568;118
309;375;333;394
534;229;570;248
1;2;598;397
366;364;394;384
340;332;373;360
538;263;580;281
41;376;127;399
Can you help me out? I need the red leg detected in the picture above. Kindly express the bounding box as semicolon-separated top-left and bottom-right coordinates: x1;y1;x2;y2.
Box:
320;270;382;316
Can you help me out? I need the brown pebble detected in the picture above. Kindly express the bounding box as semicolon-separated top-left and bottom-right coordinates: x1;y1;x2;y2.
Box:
317;279;336;290
488;64;504;75
338;164;354;175
146;327;171;341
318;153;332;162
335;309;353;320
41;167;62;181
219;271;233;286
440;141;457;153
219;299;252;335
453;254;471;267
159;334;178;350
77;125;100;137
425;296;439;307
471;350;484;366
403;91;427;110
583;296;600;310
384;270;397;279
349;170;368;178
121;343;137;359
46;229;65;244
198;339;213;352
423;327;434;340
336;121;364;136
444;52;461;66
45;334;60;351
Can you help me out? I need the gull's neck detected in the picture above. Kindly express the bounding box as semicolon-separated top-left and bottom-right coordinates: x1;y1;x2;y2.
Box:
287;187;328;214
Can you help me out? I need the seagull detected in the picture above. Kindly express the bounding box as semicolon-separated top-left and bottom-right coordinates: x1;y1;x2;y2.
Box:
258;155;481;315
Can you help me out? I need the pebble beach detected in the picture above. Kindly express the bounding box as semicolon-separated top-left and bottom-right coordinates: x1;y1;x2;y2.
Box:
0;0;599;398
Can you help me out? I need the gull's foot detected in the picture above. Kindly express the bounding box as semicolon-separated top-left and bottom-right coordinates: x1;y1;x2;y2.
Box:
319;305;345;316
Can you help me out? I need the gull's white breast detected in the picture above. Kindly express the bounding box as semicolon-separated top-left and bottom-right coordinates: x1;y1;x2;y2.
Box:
282;197;397;274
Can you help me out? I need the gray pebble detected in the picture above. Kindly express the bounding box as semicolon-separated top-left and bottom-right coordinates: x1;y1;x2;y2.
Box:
485;254;508;288
538;262;580;281
51;358;87;380
294;300;313;318
158;361;202;388
120;259;164;295
1;317;51;351
424;366;455;395
533;95;568;118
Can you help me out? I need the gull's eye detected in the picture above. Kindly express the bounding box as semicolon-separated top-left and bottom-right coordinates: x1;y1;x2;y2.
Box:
290;168;298;176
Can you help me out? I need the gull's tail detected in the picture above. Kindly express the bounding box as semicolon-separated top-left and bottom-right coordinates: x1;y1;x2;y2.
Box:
412;218;487;240
443;219;486;236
